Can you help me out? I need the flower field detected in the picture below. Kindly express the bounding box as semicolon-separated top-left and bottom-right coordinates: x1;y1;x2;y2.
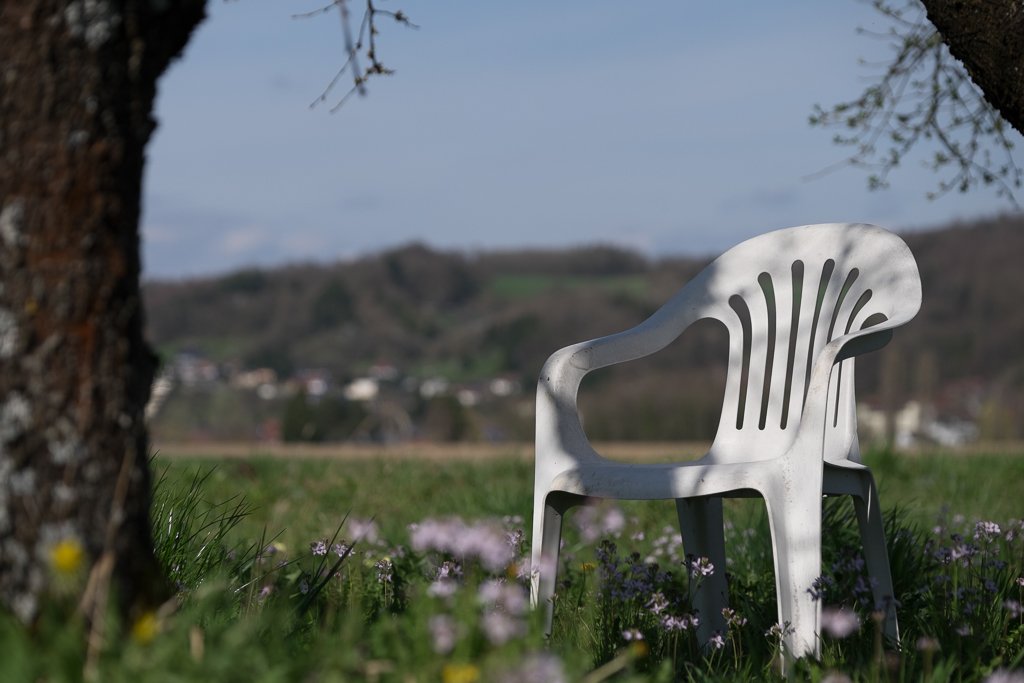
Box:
2;448;1023;681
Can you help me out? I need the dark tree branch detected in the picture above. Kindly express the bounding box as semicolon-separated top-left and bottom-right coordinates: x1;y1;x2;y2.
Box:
809;0;1022;206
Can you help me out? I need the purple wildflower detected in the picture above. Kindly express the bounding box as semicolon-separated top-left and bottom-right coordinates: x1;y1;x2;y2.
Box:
766;622;794;639
950;544;977;564
688;556;715;578
661;614;690;632
622;628;644;641
821;607;860;638
709;632;726;650
427;579;458;599
722;607;748;627
409;517;514;573
436;560;463;580
428;614;458;655
497;653;567;683
481;611;525;645
646;592;669;615
808;575;835;601
478;579;528;616
984;670;1024;683
349;518;380;545
975;521;1002;542
310;539;328;556
821;674;853;683
505;528;525;550
375;558;393;584
573;504;626;543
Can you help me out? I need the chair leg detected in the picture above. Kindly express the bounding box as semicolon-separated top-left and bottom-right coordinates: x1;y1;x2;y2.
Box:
850;472;900;646
764;485;822;662
530;490;578;636
676;497;729;645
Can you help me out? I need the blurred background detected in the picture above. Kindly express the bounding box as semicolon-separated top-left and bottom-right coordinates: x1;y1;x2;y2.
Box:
141;1;1024;449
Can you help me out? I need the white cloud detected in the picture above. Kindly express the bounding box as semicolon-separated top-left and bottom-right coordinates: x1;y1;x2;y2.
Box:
220;228;270;256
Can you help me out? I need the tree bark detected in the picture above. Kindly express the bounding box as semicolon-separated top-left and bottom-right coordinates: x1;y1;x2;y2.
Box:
921;0;1024;135
0;0;205;621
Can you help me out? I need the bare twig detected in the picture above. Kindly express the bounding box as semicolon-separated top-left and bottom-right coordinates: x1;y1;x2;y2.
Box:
295;0;416;112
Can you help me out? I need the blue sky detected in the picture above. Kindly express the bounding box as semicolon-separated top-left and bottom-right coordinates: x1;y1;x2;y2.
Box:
142;0;1020;278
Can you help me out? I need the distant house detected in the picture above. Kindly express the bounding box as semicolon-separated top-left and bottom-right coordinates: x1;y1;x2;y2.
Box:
344;377;380;402
419;377;449;399
173;351;219;386
859;400;977;448
233;367;278;390
294;369;332;398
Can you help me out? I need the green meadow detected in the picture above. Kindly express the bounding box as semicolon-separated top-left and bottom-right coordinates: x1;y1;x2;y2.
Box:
153;447;1024;551
4;446;1022;682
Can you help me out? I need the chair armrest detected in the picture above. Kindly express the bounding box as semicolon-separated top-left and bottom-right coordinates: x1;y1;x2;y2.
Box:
535;300;709;467
790;310;917;461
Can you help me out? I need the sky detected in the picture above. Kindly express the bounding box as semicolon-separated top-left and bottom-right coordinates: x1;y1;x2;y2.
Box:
142;0;1021;279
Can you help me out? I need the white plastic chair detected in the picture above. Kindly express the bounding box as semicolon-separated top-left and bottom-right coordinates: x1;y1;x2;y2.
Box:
529;223;921;661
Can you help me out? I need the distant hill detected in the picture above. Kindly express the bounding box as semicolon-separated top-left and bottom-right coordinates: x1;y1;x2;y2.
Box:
143;215;1024;442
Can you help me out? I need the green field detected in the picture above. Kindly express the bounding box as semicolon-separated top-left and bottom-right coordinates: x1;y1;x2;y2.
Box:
153;446;1024;552
6;446;1023;682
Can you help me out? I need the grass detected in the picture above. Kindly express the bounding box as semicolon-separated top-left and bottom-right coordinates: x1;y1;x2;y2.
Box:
151;447;1024;551
3;446;1023;682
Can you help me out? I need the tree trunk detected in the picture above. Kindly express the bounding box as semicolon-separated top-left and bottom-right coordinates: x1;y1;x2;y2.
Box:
0;0;205;622
921;0;1024;135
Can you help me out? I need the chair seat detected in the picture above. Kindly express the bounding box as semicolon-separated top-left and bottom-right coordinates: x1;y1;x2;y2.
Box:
549;458;772;501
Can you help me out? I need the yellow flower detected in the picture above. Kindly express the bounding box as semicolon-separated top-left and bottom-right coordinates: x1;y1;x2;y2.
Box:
49;538;85;575
442;662;480;683
131;611;160;645
580;562;596;573
630;641;650;659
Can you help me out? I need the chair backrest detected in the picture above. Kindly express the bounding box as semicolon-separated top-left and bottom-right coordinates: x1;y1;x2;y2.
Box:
668;224;921;462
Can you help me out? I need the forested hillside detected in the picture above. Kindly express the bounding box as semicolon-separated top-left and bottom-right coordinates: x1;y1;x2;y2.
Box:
143;215;1024;443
